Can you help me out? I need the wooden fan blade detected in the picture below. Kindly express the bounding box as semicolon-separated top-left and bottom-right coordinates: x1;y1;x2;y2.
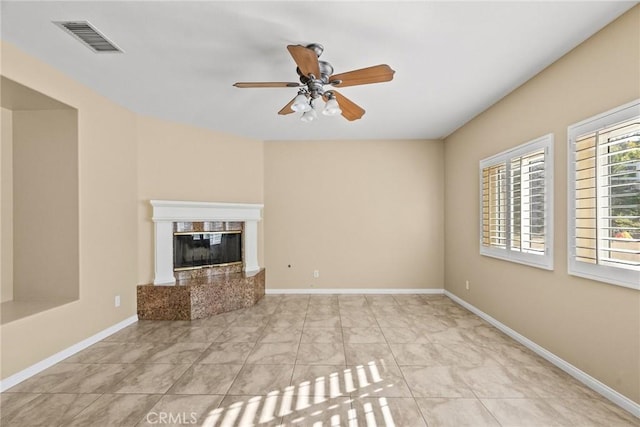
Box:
287;45;320;78
234;82;301;88
278;97;296;115
330;64;395;88
332;91;365;121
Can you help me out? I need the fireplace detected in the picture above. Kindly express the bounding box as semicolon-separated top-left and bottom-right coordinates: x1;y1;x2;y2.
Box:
149;200;262;285
137;200;265;320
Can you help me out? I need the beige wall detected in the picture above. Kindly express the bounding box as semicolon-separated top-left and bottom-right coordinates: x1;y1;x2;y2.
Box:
444;6;640;403
1;108;13;302
12;109;78;300
136;115;264;285
264;139;444;290
0;41;138;378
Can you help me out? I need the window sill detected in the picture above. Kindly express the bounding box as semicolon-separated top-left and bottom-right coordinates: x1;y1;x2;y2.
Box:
568;263;640;291
481;248;554;271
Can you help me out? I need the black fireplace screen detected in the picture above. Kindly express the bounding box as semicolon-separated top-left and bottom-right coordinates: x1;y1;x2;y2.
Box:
173;232;242;270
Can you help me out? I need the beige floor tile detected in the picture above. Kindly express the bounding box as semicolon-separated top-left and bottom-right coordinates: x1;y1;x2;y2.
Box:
373;305;408;316
268;315;306;328
342;327;386;344
227;364;295;395
509;365;602;399
61;341;134;363
291;365;351;398
300;328;342;343
67;393;162;427
480;398;566;426
308;295;340;306
401;365;476;398
297;342;346;365
190;313;236;329
0;393;101;426
280;396;353;426
304;314;341;329
110;363;190;394
352;397;427;426
0;392;41;421
94;342;158;364
388;342;442;366
485;340;550;368
136;394;224;427
366;295;399;306
344;342;396;366
428;327;470;344
462;324;513;345
393;295;430;306
2;293;636;426
338;295;368;307
230;314;272;328
7;363;137;394
214;326;264;343
340;313;378;328
280;302;309;313
458;363;536;398
381;327;431;343
176;326;225;342
375;315;416;328
434;342;494;366
245;342;298;364
545;398;639;426
145;342;210;364
307;305;340;316
214;394;284;427
348;362;413;398
168;364;243;395
136;325;190;343
436;313;486;329
259;326;302;343
196;342;254;364
416;398;500;427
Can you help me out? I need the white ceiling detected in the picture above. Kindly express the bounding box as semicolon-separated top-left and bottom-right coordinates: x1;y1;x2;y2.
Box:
1;1;636;141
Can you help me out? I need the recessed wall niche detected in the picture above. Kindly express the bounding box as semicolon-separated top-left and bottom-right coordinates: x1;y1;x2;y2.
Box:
1;76;79;323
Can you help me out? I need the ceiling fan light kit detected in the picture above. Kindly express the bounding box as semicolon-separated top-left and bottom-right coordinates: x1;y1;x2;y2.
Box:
233;43;395;122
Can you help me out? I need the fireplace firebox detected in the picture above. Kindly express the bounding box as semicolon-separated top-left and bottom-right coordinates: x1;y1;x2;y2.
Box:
173;231;242;270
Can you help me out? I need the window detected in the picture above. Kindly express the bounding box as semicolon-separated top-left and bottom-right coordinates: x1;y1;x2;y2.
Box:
480;134;554;270
568;100;640;290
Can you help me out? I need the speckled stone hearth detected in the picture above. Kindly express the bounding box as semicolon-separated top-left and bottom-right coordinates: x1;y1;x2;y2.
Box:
137;269;265;320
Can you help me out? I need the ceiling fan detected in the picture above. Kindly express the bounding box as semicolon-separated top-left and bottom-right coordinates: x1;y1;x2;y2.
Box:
233;43;395;122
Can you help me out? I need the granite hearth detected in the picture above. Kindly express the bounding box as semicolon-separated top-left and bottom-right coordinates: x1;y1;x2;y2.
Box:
137;268;265;320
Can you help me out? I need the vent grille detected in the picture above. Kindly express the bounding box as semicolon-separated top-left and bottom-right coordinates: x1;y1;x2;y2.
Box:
55;21;123;53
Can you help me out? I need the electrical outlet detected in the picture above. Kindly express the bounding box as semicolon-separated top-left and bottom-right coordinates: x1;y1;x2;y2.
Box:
465;280;470;291
313;270;320;278
115;295;121;307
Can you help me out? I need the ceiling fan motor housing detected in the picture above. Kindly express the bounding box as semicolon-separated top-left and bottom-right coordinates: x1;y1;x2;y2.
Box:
295;42;334;97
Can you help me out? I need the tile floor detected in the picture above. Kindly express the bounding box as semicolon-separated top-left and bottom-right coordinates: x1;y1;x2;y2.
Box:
1;294;637;426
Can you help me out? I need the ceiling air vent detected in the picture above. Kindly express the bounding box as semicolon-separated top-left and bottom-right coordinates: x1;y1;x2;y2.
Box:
54;21;123;53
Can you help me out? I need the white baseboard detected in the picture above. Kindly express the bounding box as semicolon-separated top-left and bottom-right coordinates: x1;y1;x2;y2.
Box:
443;290;640;418
266;288;444;295
0;315;138;392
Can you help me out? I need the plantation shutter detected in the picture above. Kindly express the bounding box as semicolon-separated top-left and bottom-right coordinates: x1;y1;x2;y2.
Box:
482;163;507;249
573;119;640;270
510;149;546;254
480;134;553;270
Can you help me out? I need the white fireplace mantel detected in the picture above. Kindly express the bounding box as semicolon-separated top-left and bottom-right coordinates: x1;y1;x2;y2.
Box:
150;200;263;285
